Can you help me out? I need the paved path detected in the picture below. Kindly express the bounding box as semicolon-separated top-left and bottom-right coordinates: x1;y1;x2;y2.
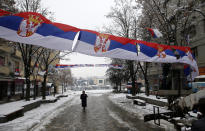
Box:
44;93;163;131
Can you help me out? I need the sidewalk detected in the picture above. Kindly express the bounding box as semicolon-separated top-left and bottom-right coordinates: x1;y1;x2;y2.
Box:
0;93;70;123
0;90;79;131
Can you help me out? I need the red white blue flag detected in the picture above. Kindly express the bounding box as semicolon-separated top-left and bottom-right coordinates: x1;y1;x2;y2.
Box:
0;10;199;79
55;64;123;69
74;29;198;79
147;28;163;38
0;11;80;50
0;9;11;16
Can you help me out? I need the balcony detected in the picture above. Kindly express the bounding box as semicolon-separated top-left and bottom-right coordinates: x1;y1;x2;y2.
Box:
0;45;12;53
0;66;10;76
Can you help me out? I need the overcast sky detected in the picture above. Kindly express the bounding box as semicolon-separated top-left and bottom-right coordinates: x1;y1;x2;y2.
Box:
42;0;115;78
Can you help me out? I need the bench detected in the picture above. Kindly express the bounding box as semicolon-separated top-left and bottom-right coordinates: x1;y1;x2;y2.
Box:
23;101;41;112
6;108;24;121
0;108;24;123
133;99;146;106
41;98;58;103
56;94;68;99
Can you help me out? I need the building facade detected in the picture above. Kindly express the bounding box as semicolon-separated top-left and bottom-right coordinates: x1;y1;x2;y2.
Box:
190;2;205;75
146;1;205;89
0;40;60;101
0;41;24;101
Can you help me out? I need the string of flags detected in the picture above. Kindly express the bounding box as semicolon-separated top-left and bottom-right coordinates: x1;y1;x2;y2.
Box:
55;64;123;69
0;10;199;80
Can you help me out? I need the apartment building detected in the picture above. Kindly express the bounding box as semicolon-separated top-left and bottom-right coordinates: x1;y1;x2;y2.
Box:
0;40;60;101
0;41;24;101
145;0;205;89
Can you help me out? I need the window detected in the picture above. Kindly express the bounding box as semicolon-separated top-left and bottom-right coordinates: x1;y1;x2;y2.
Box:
0;56;5;66
99;80;103;83
15;83;23;94
189;25;197;38
181;25;197;39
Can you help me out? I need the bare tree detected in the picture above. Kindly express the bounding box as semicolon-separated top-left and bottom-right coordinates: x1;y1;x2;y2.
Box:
19;45;44;100
15;0;54;20
58;69;73;94
136;0;205;97
137;0;204;46
106;0;142;95
39;50;72;99
0;0;17;13
106;59;127;92
15;0;53;100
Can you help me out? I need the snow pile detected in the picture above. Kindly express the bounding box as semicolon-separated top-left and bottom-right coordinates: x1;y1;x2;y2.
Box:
108;93;176;131
0;98;41;115
136;93;168;102
0;91;78;131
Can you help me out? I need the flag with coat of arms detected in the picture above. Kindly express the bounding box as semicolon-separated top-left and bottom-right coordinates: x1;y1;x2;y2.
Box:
0;9;200;80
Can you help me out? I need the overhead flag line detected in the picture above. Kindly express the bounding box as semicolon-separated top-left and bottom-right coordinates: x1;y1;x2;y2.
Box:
55;64;123;69
0;10;199;80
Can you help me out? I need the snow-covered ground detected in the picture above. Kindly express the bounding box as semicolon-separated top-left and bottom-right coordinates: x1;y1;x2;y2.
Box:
0;90;81;131
0;90;176;131
135;93;168;102
109;93;176;131
0;95;59;116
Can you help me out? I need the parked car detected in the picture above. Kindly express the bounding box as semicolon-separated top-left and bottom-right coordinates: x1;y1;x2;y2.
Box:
188;75;205;92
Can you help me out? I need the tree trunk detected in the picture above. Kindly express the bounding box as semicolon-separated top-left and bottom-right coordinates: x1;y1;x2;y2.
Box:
62;83;64;94
129;61;136;96
131;76;136;96
144;62;150;96
115;83;118;92
119;81;122;92
21;84;24;99
25;77;30;101
145;77;150;96
33;80;36;100
42;73;47;100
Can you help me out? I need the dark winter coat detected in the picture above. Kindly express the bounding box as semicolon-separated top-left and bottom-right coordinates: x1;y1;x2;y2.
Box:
80;94;88;107
191;117;205;131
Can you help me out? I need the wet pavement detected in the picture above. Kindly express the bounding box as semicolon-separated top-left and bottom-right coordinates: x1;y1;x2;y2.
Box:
44;93;164;131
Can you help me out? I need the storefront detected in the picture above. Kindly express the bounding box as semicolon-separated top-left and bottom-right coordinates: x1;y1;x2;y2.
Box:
0;77;13;101
0;77;25;101
14;77;25;99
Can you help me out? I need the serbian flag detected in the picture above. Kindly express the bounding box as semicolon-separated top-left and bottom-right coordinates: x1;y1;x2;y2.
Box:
184;63;198;81
74;29;199;78
74;29;140;61
74;29;178;62
0;10;80;50
147;28;163;38
0;9;11;16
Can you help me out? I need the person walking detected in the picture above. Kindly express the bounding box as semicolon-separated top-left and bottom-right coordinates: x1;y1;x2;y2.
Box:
80;91;88;110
